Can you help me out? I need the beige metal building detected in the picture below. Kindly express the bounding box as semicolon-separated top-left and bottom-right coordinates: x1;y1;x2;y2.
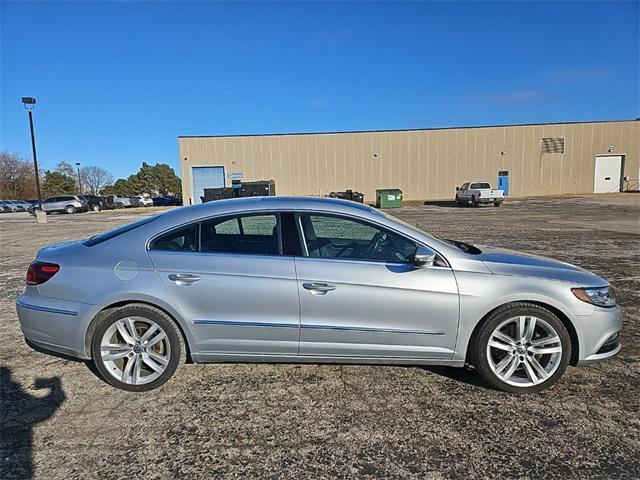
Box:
179;119;640;205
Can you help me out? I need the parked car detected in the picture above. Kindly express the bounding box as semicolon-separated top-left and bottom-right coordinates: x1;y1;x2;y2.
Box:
0;203;11;213
1;200;28;212
130;195;154;207
152;197;182;207
101;194;132;208
15;200;34;211
29;195;89;215
455;181;504;207
16;197;621;393
78;195;105;212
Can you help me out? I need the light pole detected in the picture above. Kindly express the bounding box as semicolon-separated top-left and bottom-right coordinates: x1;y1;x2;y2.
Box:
21;97;43;211
75;162;82;194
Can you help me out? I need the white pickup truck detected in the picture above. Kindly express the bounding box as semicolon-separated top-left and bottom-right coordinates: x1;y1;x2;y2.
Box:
455;181;504;207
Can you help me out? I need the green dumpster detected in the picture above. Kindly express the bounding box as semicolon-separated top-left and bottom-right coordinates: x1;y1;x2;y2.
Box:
376;189;403;208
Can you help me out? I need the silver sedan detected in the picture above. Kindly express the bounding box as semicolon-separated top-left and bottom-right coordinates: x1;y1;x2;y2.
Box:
16;197;622;393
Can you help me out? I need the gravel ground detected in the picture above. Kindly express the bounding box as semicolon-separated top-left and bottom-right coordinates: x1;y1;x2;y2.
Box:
1;195;639;480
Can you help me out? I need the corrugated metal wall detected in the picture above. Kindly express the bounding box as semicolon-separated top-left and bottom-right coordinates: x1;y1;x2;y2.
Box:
179;120;640;203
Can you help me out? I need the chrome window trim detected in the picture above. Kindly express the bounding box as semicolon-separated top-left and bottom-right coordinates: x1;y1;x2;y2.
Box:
294;210;450;268
145;206;450;267
146;210;282;256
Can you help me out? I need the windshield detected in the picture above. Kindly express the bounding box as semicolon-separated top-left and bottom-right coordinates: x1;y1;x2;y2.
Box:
470;182;491;189
83;215;159;246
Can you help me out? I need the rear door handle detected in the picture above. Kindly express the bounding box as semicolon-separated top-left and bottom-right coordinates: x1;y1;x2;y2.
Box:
168;273;201;285
303;282;336;295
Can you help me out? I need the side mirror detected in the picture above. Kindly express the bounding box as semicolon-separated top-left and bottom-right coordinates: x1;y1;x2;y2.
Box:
412;245;436;268
456;186;460;191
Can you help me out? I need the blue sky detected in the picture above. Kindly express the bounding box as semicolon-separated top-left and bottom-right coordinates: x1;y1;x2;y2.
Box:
1;1;638;179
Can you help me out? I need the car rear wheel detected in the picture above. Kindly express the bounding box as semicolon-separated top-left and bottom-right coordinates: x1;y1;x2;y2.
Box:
91;304;185;392
494;201;501;207
92;204;101;212
471;303;571;393
65;205;76;214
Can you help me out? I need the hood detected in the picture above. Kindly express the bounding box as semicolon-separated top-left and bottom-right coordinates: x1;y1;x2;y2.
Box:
477;246;605;286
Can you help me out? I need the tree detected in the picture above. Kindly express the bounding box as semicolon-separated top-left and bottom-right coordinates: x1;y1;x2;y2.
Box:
101;178;133;195
101;162;182;196
56;161;76;178
126;162;182;196
41;171;77;197
82;166;113;195
56;161;84;193
0;151;38;199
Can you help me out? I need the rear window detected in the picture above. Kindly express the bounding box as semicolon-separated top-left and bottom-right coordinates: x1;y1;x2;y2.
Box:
470;182;491;189
83;215;159;247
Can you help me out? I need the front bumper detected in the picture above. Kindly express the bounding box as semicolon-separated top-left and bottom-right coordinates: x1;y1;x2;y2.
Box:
16;294;94;360
575;306;623;365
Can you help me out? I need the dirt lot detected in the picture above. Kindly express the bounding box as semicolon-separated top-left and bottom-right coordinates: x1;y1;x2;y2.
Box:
1;195;639;479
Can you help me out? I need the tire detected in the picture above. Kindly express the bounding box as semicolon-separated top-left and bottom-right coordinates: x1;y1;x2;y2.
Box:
470;302;571;394
471;196;478;207
454;195;461;206
65;205;76;214
116;202;124;209
494;201;501;207
91;303;186;392
92;204;101;212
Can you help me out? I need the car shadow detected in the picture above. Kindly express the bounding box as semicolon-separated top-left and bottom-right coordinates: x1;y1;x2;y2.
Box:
422;200;462;208
0;367;66;479
25;338;105;383
417;365;493;390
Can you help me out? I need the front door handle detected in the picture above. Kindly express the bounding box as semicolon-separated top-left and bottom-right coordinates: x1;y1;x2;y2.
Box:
303;282;336;295
168;273;201;286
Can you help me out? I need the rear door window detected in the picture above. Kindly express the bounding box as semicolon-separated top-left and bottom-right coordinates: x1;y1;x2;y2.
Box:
201;213;280;255
148;224;199;252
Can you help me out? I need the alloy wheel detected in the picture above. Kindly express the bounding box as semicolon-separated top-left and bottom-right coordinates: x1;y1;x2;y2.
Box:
100;316;171;385
486;315;563;387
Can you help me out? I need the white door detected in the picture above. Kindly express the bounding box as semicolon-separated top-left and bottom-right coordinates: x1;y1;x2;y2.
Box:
192;166;225;204
594;156;622;193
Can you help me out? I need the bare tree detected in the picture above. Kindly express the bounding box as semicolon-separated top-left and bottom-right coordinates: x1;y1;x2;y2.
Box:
0;151;38;199
81;166;113;195
56;161;76;177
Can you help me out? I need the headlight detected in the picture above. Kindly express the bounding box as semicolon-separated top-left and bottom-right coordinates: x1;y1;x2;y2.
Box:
571;286;616;307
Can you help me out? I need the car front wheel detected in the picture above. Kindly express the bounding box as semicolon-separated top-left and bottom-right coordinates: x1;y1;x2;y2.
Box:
471;303;571;393
92;204;101;212
91;304;185;392
65;205;76;214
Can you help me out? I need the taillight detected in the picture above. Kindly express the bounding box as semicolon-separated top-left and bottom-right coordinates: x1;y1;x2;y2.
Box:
26;261;60;285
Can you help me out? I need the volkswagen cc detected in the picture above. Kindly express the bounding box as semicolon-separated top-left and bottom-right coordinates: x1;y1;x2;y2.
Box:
16;197;622;393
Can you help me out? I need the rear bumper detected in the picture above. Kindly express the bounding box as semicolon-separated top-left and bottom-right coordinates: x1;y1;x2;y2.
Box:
16;294;93;360
477;197;502;204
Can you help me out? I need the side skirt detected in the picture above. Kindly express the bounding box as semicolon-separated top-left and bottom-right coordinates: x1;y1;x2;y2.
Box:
190;352;465;368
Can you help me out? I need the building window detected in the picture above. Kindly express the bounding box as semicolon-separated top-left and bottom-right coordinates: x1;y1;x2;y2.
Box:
541;137;565;154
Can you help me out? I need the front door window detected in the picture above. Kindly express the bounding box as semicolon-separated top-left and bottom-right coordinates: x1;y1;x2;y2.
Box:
298;213;416;263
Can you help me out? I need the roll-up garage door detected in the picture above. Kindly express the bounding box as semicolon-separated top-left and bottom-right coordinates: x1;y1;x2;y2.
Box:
192;166;225;204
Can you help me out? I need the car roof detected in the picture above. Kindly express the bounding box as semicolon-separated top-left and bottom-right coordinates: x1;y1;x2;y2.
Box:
199;196;373;214
151;196;376;228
